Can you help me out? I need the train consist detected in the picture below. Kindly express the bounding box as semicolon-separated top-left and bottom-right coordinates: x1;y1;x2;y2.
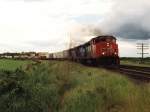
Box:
50;35;120;65
0;52;50;60
0;35;119;65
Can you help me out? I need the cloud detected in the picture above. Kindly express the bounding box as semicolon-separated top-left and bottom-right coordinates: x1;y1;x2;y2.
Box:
114;23;150;39
65;22;104;48
0;0;111;52
71;14;103;24
24;0;44;1
4;0;46;2
100;0;150;40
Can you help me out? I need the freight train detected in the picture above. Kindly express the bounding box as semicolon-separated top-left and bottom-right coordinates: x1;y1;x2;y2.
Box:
49;35;120;65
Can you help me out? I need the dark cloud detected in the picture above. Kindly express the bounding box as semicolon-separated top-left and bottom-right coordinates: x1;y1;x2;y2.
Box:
101;0;150;40
113;23;150;39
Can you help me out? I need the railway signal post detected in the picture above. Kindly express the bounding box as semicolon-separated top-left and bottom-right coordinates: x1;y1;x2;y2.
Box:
137;43;149;63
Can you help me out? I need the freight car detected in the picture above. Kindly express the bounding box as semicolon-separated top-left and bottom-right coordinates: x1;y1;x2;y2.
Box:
50;35;120;65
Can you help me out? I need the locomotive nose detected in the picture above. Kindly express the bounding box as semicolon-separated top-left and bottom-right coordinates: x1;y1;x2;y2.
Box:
105;43;118;56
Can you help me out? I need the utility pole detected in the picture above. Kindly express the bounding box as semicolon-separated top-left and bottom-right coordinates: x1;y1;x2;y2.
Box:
137;43;149;63
69;33;73;49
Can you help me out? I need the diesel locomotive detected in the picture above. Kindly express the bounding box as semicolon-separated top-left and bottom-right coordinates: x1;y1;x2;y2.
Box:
50;35;120;65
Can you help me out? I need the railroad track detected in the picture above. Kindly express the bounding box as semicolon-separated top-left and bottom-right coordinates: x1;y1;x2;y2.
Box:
119;65;150;73
107;65;150;82
119;65;150;81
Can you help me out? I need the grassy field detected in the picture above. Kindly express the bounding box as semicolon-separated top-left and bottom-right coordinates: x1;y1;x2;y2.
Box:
121;57;150;67
0;60;150;112
0;59;34;71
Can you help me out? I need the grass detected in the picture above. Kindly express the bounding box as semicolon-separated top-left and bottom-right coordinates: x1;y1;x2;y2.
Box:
0;60;150;112
120;57;150;67
0;59;34;71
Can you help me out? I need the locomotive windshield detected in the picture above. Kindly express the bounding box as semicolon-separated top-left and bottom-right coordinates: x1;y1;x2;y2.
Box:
93;36;116;44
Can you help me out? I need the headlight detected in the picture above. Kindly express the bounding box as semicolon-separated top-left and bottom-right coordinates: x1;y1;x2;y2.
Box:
107;43;109;46
114;52;117;55
102;52;105;55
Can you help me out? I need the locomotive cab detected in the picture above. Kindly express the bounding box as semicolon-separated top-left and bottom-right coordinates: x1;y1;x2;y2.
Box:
91;36;119;65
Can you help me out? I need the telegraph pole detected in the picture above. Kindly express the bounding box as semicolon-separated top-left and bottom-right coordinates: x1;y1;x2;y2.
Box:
137;43;149;63
69;33;73;49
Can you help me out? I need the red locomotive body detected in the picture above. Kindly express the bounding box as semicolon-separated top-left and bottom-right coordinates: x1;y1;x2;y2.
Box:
91;36;117;57
90;36;119;65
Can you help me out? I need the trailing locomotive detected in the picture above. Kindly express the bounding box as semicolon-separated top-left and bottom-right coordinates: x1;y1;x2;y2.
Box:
50;35;120;65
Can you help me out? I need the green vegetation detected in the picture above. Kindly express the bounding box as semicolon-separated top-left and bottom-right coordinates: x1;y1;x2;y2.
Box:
121;57;150;67
0;60;150;112
0;59;34;71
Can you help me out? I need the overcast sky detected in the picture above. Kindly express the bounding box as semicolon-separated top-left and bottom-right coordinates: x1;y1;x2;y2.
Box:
0;0;149;57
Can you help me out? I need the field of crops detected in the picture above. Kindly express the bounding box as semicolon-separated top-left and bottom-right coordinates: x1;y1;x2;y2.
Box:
0;59;150;112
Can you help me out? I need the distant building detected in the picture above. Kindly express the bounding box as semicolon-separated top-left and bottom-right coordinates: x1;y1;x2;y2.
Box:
37;52;49;59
